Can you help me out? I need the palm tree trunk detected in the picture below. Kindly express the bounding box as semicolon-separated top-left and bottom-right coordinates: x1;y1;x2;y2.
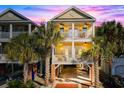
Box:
108;59;112;76
94;58;99;88
23;62;29;84
45;56;50;86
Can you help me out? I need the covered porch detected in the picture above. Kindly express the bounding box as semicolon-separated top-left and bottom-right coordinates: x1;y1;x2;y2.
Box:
52;42;93;64
51;63;95;87
59;65;89;78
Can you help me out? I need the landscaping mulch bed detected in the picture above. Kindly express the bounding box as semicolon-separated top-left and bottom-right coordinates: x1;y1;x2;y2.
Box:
55;83;79;88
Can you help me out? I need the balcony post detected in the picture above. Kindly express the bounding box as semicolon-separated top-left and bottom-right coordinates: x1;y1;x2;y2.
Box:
51;64;55;82
72;23;75;60
89;65;92;79
10;24;13;38
28;24;32;35
91;64;95;86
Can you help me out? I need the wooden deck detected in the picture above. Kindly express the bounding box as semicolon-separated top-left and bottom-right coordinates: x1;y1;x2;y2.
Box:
52;81;81;88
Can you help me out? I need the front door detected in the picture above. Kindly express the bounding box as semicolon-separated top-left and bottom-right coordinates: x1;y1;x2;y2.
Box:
68;29;73;38
74;29;79;38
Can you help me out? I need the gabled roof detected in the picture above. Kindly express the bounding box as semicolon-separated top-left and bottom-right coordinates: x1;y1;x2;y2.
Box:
50;6;96;22
0;8;38;26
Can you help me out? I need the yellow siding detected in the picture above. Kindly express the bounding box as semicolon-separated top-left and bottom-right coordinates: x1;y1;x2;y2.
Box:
55;42;92;55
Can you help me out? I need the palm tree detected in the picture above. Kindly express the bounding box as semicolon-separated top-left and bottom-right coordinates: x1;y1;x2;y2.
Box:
96;21;123;75
92;36;117;87
81;39;101;87
81;36;113;87
80;20;124;87
32;22;63;86
5;33;39;84
91;41;101;88
81;20;124;87
96;20;124;55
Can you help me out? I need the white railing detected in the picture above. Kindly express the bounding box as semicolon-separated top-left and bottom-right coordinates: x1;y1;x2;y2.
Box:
54;55;72;63
12;32;27;37
0;32;10;38
0;54;19;63
0;31;28;39
74;32;92;39
0;54;6;60
61;31;93;40
61;32;72;39
0;54;8;63
52;54;93;64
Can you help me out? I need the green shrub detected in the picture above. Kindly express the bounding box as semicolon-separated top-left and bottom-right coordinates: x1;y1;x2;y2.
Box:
26;80;36;88
8;80;25;88
8;80;36;88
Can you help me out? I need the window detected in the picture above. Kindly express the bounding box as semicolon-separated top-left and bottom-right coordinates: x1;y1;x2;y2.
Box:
2;25;9;32
68;29;73;37
60;27;64;33
82;27;87;32
13;26;24;32
13;25;28;32
60;23;64;33
82;23;87;33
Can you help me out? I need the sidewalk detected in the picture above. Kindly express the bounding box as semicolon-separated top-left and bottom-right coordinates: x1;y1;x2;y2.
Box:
0;83;8;88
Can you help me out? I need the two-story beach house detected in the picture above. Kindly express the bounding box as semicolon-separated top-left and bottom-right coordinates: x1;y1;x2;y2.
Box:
50;6;96;86
0;6;97;86
0;9;38;79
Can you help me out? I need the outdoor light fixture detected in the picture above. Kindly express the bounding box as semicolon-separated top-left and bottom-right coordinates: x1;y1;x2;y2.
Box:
60;23;64;28
60;23;64;32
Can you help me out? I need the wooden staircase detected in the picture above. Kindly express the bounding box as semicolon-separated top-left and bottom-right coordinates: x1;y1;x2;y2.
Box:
66;76;92;87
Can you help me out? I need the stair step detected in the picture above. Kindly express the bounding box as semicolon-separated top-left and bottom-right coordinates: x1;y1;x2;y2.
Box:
77;76;91;82
67;78;91;86
33;81;43;87
34;76;45;85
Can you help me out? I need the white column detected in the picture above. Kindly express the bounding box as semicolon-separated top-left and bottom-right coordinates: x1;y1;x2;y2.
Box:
28;24;32;35
92;22;95;37
72;23;75;60
10;24;13;38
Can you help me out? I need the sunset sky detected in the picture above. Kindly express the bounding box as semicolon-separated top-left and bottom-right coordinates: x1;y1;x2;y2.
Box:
0;5;124;26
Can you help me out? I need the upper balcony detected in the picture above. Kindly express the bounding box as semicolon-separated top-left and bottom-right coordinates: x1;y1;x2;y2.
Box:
54;22;95;42
0;23;32;42
61;31;93;42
